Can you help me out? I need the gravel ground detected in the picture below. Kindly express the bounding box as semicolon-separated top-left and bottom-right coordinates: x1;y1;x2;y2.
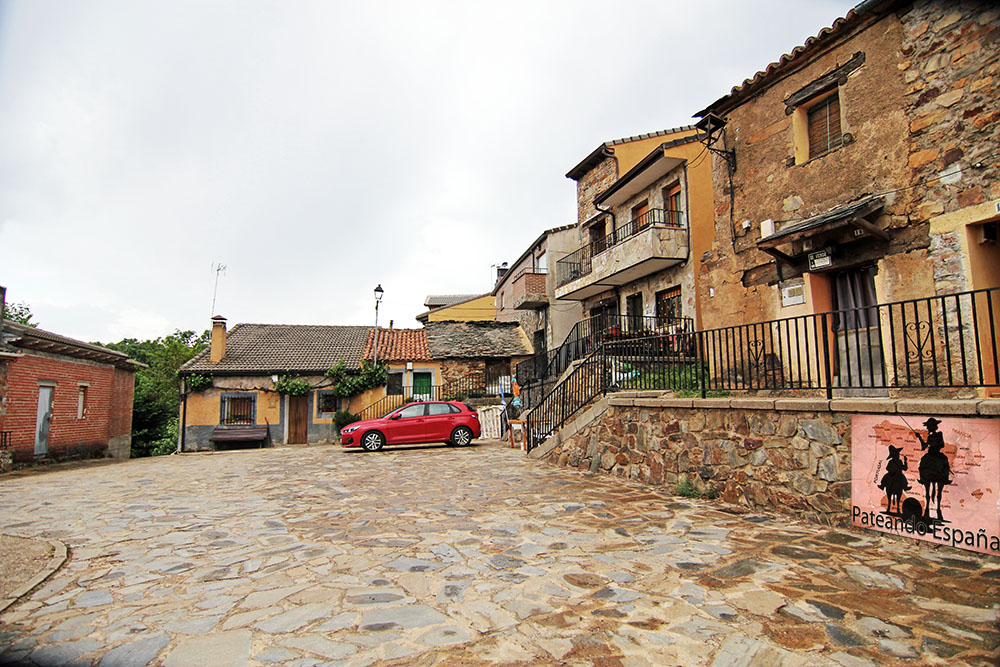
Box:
0;534;53;600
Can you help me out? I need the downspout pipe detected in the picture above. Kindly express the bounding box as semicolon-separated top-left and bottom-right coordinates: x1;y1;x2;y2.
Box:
179;377;187;454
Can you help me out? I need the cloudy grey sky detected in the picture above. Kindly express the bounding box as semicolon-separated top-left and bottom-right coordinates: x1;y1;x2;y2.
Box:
1;0;857;343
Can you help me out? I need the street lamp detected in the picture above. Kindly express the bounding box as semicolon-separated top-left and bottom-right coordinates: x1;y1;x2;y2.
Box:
373;284;384;365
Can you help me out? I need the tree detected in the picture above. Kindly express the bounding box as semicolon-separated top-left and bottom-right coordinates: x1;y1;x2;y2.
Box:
102;330;209;457
3;301;36;327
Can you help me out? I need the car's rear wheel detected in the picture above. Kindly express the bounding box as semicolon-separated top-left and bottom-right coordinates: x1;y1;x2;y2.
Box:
361;431;385;452
451;426;473;446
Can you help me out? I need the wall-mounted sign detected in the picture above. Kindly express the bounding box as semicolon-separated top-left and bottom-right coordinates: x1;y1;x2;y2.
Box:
851;414;999;555
808;249;832;270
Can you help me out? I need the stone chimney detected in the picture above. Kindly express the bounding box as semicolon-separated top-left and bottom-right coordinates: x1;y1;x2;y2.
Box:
210;315;227;363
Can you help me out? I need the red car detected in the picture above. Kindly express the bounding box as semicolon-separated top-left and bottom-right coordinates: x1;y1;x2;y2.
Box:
341;401;481;451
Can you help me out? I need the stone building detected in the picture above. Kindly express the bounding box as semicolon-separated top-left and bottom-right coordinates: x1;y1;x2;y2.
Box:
492;224;583;357
694;0;1000;390
559;125;716;330
424;320;534;393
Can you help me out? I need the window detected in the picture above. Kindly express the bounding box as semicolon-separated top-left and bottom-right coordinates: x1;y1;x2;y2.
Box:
220;393;255;425
656;286;682;323
386;372;404;396
807;92;843;159
427;403;460;416
397;404;425;419
664;184;683;226
317;390;339;415
77;385;88;419
632;201;650;230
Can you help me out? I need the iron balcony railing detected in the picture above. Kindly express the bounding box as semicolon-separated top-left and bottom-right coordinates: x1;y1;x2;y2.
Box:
516;314;694;408
524;286;1000;450
556;208;684;287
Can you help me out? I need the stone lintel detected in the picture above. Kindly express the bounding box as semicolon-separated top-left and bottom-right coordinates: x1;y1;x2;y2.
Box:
829;398;895;413
608;397;635;407
774;398;831;411
895;399;980;416
730;398;775;410
976;399;1000;416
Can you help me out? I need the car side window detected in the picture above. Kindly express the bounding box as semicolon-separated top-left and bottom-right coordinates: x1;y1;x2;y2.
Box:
397;404;425;419
426;403;455;416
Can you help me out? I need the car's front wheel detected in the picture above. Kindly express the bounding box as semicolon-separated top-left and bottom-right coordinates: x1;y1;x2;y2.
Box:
451;426;473;446
361;431;385;452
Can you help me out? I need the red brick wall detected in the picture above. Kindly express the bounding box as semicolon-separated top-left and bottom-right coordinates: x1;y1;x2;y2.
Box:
2;352;135;462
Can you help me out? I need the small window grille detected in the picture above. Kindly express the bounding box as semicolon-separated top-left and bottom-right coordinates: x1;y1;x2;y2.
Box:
221;394;255;425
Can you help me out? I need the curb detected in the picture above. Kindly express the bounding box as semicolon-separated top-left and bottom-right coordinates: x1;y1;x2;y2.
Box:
0;537;68;615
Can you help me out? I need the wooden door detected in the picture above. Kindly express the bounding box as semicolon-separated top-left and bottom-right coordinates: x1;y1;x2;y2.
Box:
289;395;308;444
412;372;432;400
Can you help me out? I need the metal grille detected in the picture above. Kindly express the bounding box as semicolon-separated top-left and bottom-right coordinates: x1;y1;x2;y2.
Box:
221;394;255;425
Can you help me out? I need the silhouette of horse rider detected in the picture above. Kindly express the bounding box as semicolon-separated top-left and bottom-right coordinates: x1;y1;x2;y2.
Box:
916;417;951;522
878;445;909;514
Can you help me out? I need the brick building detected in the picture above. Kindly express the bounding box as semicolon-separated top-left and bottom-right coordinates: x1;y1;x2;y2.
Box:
0;320;140;463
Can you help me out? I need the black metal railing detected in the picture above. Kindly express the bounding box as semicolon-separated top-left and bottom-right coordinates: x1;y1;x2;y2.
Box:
556;209;684;287
0;431;10;450
524;286;1000;451
516;314;694;409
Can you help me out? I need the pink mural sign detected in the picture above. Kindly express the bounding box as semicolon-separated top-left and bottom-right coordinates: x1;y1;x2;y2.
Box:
851;414;1000;555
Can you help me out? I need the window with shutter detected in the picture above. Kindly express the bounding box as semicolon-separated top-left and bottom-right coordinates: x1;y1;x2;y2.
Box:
807;93;843;159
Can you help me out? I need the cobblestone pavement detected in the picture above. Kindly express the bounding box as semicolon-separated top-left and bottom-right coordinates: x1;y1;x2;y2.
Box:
0;440;997;666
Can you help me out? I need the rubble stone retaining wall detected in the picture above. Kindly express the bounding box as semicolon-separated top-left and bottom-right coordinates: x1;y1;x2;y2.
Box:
533;392;1000;525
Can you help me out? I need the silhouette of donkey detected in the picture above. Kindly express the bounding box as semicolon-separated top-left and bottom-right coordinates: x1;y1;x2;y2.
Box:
878;445;910;514
916;417;952;522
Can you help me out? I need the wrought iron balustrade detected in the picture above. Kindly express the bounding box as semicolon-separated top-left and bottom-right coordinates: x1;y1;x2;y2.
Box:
556;209;685;287
524;286;1000;450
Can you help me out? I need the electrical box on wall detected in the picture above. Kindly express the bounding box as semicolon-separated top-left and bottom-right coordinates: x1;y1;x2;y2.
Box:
760;219;775;237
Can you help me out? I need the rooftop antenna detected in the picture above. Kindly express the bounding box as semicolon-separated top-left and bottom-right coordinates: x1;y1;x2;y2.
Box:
211;262;227;316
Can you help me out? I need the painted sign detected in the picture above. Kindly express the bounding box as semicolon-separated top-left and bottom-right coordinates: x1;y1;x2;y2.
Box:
851;414;999;555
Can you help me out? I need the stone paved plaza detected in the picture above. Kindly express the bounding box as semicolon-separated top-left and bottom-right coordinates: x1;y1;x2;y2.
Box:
0;440;997;666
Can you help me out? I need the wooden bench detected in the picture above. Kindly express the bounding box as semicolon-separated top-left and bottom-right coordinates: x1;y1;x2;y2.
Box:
211;426;270;449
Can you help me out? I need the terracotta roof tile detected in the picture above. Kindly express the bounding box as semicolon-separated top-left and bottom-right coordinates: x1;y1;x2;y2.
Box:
363;328;432;362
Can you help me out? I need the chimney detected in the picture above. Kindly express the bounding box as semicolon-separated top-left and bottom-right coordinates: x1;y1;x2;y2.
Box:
210;315;227;363
495;262;509;284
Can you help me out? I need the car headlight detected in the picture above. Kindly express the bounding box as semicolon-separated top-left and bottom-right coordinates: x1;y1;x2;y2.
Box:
343;425;360;433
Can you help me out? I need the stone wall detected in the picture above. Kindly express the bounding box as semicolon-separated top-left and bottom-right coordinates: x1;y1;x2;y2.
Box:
903;1;1000;293
534;392;999;525
439;359;486;389
576;156;617;224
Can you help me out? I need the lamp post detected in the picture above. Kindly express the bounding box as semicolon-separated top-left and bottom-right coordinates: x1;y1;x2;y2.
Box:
373;284;384;365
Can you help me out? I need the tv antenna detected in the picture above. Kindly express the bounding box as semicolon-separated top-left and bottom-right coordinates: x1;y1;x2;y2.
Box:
211;262;227;316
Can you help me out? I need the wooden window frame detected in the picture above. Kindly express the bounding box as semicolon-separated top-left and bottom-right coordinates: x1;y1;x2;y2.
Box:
220;393;256;426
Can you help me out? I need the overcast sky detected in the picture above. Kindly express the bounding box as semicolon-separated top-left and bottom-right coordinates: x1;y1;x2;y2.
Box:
0;0;858;343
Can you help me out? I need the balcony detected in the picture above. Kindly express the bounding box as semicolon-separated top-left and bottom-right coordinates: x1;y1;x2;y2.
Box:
555;209;689;301
507;268;549;310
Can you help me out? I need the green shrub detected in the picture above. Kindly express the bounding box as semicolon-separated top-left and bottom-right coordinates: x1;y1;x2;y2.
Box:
149;417;179;456
325;360;388;397
675;477;700;498
186;373;213;392
623;362;729;398
274;375;311;396
334;411;361;430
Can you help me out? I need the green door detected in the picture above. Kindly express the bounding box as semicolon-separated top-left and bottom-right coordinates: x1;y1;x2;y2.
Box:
412;372;432;400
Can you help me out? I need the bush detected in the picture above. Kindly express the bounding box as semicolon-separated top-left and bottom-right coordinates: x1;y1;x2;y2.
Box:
149;417;179;456
623;362;728;398
274;375;311;396
186;373;213;392
675;477;700;498
334;411;361;431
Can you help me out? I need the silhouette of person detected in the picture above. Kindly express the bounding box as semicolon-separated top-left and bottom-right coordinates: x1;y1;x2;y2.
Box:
916;417;951;522
878;445;909;514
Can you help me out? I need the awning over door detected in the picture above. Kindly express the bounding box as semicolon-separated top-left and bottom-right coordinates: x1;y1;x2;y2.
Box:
757;195;887;266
